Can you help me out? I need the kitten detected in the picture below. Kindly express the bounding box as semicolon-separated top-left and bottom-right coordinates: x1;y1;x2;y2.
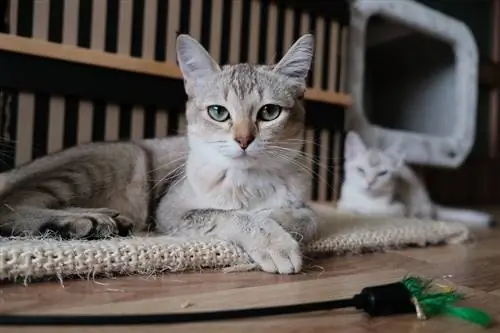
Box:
0;34;319;274
338;131;494;228
337;131;406;217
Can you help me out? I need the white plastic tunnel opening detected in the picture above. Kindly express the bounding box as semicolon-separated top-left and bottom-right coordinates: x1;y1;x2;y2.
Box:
363;15;456;138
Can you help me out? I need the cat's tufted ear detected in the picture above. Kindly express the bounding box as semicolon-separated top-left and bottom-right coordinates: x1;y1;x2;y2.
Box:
345;131;366;160
176;34;220;95
273;34;314;88
385;142;406;168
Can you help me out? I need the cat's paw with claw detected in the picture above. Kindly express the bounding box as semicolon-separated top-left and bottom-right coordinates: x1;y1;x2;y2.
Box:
240;220;303;274
40;208;133;239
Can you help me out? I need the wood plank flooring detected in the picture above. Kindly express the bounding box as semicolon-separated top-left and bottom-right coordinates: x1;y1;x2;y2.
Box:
2;228;500;332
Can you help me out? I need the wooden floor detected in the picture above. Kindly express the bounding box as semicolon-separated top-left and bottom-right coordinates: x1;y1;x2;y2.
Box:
2;228;500;332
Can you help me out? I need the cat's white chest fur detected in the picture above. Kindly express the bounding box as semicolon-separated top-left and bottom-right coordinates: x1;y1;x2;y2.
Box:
190;167;293;210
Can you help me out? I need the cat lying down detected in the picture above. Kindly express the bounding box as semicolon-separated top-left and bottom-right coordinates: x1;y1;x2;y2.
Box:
337;131;495;229
0;33;320;275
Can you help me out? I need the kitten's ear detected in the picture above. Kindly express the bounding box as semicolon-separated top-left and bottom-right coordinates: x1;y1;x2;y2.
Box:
176;34;220;94
344;131;366;160
385;142;406;167
273;34;314;87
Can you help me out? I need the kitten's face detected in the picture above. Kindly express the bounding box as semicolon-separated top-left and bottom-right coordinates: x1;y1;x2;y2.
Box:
344;132;403;195
346;150;399;193
176;34;314;169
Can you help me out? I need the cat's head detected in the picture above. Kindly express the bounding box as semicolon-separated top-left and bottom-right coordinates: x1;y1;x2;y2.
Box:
343;131;404;194
176;33;314;169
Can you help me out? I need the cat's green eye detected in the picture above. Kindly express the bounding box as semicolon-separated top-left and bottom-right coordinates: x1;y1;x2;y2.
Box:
377;170;388;177
357;167;365;175
207;105;230;122
258;104;282;121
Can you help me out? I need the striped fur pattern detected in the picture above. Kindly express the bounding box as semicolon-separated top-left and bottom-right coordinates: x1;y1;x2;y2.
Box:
0;137;188;238
0;34;319;275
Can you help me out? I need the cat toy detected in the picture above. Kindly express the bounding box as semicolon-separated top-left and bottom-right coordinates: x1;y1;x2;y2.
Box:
0;275;493;327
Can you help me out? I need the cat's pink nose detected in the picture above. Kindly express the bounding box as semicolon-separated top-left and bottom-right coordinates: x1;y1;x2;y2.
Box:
234;135;255;150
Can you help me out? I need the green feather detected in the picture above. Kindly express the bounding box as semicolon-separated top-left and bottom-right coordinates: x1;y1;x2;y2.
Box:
444;306;493;328
401;276;493;328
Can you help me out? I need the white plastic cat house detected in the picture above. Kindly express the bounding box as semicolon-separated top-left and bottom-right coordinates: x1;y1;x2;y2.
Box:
346;0;479;168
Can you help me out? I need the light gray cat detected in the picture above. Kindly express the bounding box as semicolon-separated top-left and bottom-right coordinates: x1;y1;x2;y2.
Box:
0;34;319;274
338;131;494;228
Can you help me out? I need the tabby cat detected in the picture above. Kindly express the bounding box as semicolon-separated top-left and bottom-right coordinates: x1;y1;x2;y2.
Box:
0;34;320;274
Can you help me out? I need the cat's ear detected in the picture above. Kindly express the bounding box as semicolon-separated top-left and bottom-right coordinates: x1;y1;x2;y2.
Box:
344;131;366;160
273;34;314;87
385;142;406;168
176;34;220;94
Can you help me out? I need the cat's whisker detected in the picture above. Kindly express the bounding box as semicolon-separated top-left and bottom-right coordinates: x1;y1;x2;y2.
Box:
267;147;341;173
272;138;324;147
148;155;187;174
272;153;337;193
152;163;186;190
168;173;186;192
273;151;339;191
267;145;342;163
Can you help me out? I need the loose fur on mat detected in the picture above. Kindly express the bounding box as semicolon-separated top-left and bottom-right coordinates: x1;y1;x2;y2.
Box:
0;204;470;282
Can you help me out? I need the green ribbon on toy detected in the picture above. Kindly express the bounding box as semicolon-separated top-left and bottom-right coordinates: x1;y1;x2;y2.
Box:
402;276;493;328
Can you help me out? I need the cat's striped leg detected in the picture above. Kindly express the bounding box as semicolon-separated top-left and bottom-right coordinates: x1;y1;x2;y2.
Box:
254;202;319;244
0;206;132;238
0;142;150;238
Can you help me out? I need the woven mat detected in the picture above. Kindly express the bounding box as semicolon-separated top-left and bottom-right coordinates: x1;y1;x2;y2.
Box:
0;203;470;282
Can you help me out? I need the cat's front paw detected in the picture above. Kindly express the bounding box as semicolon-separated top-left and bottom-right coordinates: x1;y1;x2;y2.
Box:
240;222;302;274
41;208;134;239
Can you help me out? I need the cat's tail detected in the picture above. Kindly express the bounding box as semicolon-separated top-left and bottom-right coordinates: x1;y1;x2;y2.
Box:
435;205;495;229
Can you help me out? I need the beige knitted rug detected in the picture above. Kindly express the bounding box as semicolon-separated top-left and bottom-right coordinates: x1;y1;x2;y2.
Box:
0;203;470;283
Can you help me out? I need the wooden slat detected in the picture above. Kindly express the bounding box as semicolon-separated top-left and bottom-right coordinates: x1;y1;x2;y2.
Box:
62;0;79;46
177;113;187;135
166;0;181;62
327;22;339;92
33;0;50;39
339;27;349;93
229;0;243;63
300;12;310;35
117;0;133;55
480;62;500;88
318;129;329;202
0;34;351;106
15;93;35;166
282;8;294;56
248;0;261;63
155;110;169;137
47;97;65;153
91;0;107;50
209;0;223;62
265;3;278;64
332;132;342;202
304;129;315;200
189;0;203;41
142;0;158;60
0;33;182;77
305;89;350;106
313;18;325;89
77;100;93;144
8;0;18;35
104;104;119;141
131;106;145;140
